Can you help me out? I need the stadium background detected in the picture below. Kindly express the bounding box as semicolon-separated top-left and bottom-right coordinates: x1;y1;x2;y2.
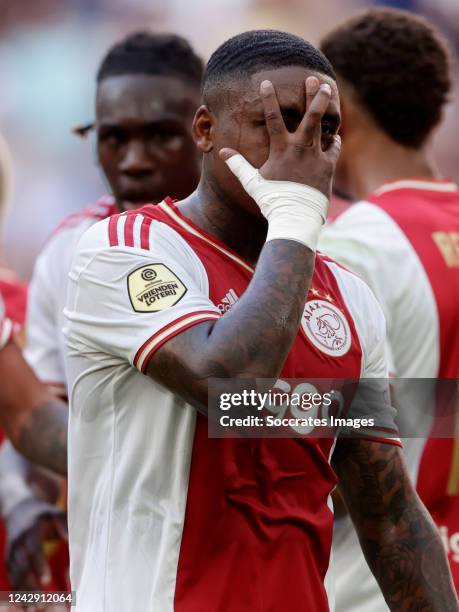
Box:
0;0;458;280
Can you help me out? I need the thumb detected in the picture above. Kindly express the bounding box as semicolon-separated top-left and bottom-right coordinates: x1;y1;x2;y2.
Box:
220;150;258;193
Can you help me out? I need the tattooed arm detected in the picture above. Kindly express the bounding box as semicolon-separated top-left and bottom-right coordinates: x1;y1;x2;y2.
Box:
149;240;314;408
333;439;458;611
0;340;67;476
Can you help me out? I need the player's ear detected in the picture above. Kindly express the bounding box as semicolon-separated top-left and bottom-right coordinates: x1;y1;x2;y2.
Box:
193;105;214;153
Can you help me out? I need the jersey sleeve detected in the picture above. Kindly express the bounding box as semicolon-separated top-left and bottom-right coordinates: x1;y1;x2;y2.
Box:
24;230;75;395
64;215;221;374
319;204;395;330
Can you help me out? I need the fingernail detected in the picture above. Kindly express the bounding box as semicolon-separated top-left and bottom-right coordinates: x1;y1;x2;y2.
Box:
260;80;272;92
320;83;332;95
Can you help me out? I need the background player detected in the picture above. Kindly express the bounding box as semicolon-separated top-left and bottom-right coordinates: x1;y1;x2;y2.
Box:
65;30;457;611
0;31;204;594
319;8;459;610
0;135;67;590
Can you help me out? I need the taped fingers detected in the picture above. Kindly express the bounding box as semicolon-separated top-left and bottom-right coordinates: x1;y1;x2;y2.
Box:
224;154;259;193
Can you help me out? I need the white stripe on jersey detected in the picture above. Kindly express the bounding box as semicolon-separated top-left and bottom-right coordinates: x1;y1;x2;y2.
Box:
117;214;127;246
132;214;144;249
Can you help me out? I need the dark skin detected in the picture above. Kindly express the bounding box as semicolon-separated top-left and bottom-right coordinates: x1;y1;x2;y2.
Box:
146;66;457;610
0;340;67;476
5;72;202;599
149;69;340;402
0;340;67;600
183;66;340;262
333;440;458;611
95;73;201;210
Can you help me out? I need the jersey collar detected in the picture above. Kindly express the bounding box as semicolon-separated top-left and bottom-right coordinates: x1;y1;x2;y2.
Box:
373;178;458;196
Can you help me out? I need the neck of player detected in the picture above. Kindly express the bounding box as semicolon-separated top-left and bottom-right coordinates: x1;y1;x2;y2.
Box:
177;176;268;265
342;128;443;201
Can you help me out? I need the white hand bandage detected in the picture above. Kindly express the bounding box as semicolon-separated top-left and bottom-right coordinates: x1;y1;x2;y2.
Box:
226;154;329;251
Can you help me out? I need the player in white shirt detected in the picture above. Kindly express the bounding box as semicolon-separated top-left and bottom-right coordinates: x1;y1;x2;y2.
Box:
319;8;459;610
65;30;456;612
2;32;204;593
25;32;203;397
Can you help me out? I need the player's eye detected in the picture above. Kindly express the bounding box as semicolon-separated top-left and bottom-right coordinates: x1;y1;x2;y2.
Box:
98;128;126;147
146;125;185;147
321;122;336;137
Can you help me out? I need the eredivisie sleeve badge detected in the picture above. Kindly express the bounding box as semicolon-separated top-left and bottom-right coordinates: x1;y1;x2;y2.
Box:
127;264;187;313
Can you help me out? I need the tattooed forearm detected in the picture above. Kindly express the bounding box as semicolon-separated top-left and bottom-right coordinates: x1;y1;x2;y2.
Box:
0;341;67;476
14;399;67;477
333;440;458;611
149;240;315;407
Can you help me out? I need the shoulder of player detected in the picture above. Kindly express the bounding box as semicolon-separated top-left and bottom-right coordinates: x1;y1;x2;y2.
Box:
320;200;416;266
48;196;116;242
76;206;199;265
316;253;377;302
37;197;116;261
317;254;385;336
325;200;400;237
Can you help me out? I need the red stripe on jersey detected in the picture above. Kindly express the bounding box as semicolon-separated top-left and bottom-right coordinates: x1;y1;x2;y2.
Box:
108;216;119;246
140;216;152;250
124;215;136;248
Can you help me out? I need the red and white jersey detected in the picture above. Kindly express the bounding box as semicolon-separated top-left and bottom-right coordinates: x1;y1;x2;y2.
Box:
24;195;116;397
64;198;398;612
320;178;459;610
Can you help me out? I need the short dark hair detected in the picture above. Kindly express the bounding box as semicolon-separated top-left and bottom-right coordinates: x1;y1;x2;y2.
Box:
321;8;452;147
203;29;335;101
97;31;204;87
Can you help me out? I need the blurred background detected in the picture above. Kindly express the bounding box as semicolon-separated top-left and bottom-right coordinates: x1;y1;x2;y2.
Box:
0;0;458;279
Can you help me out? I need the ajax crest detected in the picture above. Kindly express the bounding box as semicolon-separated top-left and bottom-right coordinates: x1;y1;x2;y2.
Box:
301;299;351;357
